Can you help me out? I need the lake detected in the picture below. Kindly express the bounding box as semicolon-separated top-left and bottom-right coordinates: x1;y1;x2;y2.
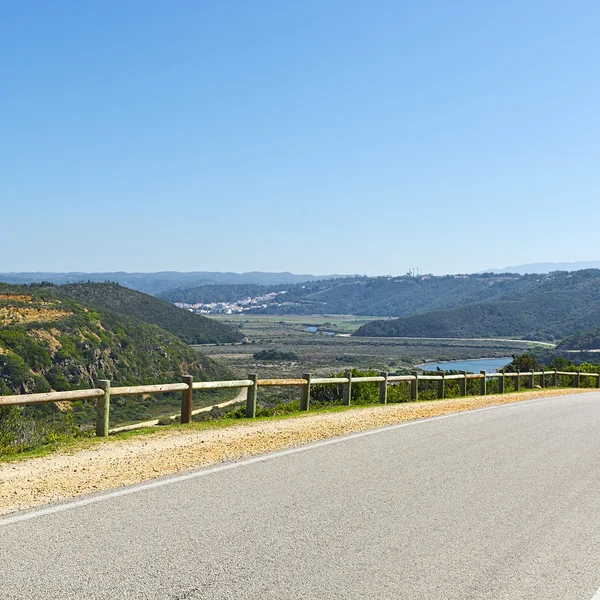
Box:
417;357;512;373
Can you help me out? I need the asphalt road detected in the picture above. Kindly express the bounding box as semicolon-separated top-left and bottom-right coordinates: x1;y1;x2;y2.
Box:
2;393;600;599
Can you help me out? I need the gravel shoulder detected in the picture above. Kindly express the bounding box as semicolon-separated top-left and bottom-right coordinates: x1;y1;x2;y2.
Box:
0;388;592;516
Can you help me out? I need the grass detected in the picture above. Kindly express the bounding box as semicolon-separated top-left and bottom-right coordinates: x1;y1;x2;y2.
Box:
0;385;582;464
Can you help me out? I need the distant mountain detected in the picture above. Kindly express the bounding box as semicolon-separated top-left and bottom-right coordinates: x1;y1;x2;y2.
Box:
0;271;349;295
482;261;600;274
354;269;600;341
55;283;243;344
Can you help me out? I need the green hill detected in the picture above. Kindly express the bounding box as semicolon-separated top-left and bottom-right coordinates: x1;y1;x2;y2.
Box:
354;270;600;341
0;284;235;426
159;274;539;316
54;282;243;344
557;329;600;350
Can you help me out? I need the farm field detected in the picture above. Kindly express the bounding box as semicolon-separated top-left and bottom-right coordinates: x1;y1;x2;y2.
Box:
197;315;538;380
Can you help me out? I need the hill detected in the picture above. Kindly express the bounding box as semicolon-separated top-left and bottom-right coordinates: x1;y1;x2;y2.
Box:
557;329;600;350
0;284;234;425
159;274;539;317
354;270;600;341
54;283;243;344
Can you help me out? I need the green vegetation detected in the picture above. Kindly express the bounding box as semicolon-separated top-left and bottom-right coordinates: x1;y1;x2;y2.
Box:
557;328;600;350
56;282;243;344
159;273;536;316
355;270;600;341
0;405;79;455
502;353;541;372
159;270;600;343
0;283;236;454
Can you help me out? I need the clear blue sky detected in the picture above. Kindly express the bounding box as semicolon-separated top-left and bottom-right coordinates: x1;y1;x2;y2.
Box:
2;1;599;275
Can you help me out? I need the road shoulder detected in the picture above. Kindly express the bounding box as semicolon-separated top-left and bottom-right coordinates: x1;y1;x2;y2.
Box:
0;388;593;516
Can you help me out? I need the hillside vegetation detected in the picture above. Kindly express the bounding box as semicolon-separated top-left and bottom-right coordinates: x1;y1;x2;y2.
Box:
55;283;243;344
354;270;600;341
159;274;539;316
0;284;234;429
557;329;600;350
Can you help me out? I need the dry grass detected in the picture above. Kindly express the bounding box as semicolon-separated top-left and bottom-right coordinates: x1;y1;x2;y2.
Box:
0;294;33;302
0;306;71;326
28;328;62;354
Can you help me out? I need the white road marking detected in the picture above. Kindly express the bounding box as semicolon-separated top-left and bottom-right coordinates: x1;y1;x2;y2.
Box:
590;586;600;599
0;392;586;527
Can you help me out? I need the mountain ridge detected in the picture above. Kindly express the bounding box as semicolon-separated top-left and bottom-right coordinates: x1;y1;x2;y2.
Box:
483;261;600;274
0;271;351;295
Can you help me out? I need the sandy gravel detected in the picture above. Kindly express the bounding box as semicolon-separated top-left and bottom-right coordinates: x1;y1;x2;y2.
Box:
0;388;593;516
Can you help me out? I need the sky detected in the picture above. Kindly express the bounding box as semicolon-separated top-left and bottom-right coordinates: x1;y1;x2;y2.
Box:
2;1;599;276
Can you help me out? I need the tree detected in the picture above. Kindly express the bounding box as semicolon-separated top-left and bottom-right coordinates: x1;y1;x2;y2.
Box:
503;353;540;372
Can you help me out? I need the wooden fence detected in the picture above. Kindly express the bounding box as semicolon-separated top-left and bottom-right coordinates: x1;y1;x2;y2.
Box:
1;369;598;437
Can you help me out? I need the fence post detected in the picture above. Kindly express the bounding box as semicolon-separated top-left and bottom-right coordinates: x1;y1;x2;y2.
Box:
596;374;600;389
180;375;193;424
246;373;258;418
96;380;110;437
300;373;311;411
379;372;388;404
528;371;534;389
342;371;352;405
515;370;520;392
498;372;505;394
576;371;581;388
552;370;558;387
459;371;467;397
438;373;445;399
540;369;545;388
480;371;486;396
411;371;419;401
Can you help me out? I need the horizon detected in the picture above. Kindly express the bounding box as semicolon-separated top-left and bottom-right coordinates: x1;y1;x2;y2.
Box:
3;2;599;274
4;258;600;280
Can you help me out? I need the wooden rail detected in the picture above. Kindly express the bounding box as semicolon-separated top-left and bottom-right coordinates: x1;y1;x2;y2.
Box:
1;369;598;437
0;388;105;407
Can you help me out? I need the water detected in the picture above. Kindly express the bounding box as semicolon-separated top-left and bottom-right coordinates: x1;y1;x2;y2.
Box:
304;326;336;336
417;357;512;373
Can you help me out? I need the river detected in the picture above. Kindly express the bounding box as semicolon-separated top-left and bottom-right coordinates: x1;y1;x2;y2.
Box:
417;357;512;373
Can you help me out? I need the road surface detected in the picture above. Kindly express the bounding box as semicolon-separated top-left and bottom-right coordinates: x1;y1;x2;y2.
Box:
2;392;600;599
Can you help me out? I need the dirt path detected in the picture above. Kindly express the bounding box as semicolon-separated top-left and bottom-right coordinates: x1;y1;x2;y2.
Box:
0;388;592;516
109;388;247;433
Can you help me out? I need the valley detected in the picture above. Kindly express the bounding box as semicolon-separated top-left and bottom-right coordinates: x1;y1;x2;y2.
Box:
199;315;540;379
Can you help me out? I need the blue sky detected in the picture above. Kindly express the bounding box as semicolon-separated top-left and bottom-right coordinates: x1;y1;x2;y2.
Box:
2;1;599;275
